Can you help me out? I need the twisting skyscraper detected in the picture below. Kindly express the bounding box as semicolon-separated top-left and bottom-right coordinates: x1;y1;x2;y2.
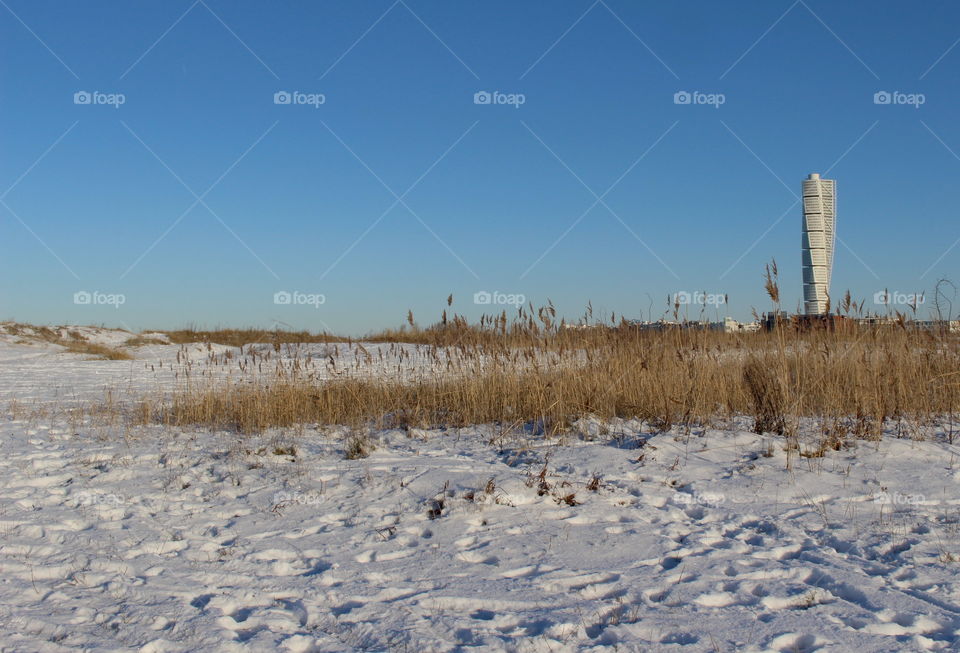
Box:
801;173;836;315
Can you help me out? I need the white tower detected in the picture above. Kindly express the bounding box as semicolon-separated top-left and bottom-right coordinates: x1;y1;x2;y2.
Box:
801;173;836;315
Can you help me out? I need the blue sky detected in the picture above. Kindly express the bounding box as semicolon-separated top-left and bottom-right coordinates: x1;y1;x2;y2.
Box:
2;0;959;334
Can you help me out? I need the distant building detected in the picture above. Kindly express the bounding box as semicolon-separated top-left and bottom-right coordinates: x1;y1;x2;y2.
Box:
704;316;755;333
625;320;678;332
761;311;790;331
795;313;854;332
757;314;960;333
909;320;960;333
625;317;757;334
802;173;836;315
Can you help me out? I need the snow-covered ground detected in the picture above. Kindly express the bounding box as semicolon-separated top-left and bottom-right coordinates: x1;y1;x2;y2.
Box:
0;323;578;408
1;327;959;651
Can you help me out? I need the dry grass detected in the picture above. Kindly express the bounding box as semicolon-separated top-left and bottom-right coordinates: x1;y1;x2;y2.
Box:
1;322;133;360
162;327;349;348
124;335;168;347
31;273;944;439
139;315;960;442
743;358;787;436
62;341;133;360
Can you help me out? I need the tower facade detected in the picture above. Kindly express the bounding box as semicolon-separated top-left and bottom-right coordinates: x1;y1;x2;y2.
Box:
801;173;836;315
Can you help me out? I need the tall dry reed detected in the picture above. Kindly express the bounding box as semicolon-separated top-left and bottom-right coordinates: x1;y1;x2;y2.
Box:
142;303;960;441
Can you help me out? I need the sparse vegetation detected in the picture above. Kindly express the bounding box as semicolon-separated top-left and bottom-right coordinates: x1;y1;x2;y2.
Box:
2;322;133;360
345;433;372;460
62;341;133;361
124;335;168;347
743;358;787;436
162;327;348;348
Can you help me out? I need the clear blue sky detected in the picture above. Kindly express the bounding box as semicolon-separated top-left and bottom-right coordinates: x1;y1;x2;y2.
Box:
2;0;959;334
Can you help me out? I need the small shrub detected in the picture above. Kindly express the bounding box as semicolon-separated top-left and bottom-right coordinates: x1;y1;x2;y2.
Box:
345;434;371;460
743;359;786;435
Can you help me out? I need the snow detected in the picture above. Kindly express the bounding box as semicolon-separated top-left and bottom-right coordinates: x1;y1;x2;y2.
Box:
0;324;467;406
1;330;959;651
0;324;580;408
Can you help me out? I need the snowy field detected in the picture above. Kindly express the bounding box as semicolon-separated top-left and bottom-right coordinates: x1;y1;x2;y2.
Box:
1;327;959;651
0;324;578;409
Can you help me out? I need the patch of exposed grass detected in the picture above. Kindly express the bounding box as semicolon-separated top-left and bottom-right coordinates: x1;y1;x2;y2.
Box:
161;327;349;348
2;322;133;360
63;341;132;360
124;336;168;347
344;434;372;460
